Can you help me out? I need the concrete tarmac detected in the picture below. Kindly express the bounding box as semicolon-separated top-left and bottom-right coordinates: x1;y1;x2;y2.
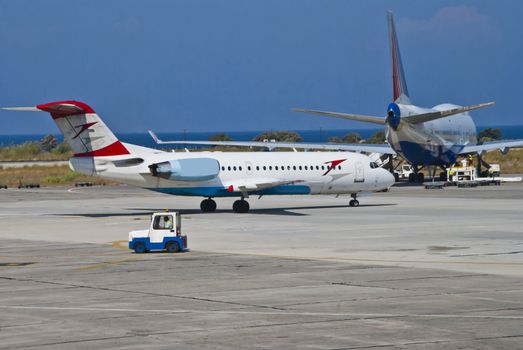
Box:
0;182;522;348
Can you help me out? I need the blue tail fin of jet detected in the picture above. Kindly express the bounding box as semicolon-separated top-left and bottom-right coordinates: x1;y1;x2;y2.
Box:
387;11;411;104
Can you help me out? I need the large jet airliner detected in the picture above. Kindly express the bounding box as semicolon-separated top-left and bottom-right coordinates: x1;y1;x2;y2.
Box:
165;11;523;183
294;11;523;181
2;101;394;213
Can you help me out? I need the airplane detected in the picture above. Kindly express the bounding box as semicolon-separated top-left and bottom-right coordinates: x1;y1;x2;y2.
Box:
160;11;523;183
294;11;523;182
2;100;395;213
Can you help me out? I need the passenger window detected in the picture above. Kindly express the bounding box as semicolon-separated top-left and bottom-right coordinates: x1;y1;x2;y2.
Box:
299;166;302;170
228;166;231;171
316;165;319;170
263;166;266;171
256;166;260;171
304;166;308;170
321;165;325;170
248;166;251;171
233;166;237;171
269;166;272;170
338;165;341;170
275;166;279;170
310;166;314;170
221;166;225;171
293;166;296;170
239;166;242;171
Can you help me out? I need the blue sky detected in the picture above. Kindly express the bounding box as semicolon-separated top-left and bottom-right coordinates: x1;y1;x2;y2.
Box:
1;0;522;135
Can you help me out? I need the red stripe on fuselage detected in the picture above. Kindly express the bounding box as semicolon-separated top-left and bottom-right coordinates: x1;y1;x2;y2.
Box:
74;141;129;157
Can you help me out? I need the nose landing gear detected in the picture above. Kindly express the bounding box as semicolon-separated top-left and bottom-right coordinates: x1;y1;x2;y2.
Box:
349;194;360;207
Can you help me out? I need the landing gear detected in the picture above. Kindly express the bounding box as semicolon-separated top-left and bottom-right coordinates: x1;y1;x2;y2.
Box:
233;199;250;213
349;199;359;207
200;198;217;212
349;194;360;207
408;166;425;183
393;172;400;182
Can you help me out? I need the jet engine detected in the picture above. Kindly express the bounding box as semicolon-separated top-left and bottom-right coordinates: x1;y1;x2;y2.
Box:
149;158;220;181
386;102;401;130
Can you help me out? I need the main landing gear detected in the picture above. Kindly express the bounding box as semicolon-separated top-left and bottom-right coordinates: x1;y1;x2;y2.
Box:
408;167;425;183
200;197;251;213
200;198;217;212
233;198;250;213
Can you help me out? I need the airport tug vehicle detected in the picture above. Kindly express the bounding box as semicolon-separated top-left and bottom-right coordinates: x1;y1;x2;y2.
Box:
128;212;187;253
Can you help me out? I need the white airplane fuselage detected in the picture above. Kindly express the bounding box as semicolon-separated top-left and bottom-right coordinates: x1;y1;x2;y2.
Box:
71;145;394;197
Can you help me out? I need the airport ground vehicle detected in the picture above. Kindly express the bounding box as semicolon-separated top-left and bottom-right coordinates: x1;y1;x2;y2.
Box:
128;212;187;253
487;164;500;177
393;164;413;181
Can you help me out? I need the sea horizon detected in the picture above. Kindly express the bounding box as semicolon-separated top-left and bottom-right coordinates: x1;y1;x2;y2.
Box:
1;125;523;149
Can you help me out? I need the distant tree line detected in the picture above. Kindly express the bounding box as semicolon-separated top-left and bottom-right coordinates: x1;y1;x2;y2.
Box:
208;130;386;144
478;128;501;143
329;131;386;144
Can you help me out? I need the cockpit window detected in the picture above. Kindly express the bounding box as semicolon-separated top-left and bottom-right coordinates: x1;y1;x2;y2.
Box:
370;162;379;169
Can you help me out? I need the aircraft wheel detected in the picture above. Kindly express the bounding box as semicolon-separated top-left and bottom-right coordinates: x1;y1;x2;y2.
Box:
166;241;179;253
416;173;425;183
200;198;217;212
349;199;359;207
233;200;250;213
408;173;416;183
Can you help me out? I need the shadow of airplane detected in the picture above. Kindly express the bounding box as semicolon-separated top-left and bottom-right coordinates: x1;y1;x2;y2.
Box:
50;203;396;218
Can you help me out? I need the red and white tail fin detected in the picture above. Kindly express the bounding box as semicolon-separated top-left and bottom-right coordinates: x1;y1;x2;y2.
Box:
387;11;411;105
5;100;129;157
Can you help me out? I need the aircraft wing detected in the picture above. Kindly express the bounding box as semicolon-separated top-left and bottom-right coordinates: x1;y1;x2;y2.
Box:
149;131;396;155
292;103;495;126
292;108;385;124
459;140;523;155
404;102;495;124
228;179;304;194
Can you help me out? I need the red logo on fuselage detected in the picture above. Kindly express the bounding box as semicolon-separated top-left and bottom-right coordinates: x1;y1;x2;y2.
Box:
323;159;347;176
72;122;98;139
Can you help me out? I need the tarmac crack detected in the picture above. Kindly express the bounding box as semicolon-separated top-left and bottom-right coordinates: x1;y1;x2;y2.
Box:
366;274;485;283
0;275;286;312
328;334;523;349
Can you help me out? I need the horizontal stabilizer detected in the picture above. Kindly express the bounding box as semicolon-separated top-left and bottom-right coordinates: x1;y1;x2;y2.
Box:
405;102;495;124
292;108;385;125
1;107;40;112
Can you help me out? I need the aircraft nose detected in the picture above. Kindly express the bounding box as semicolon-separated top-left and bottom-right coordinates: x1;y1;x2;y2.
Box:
379;168;396;189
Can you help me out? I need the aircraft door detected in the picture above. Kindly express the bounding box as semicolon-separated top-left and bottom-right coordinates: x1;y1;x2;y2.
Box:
354;162;365;183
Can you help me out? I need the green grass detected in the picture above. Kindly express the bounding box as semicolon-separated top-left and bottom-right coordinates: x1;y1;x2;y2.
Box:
0;165;108;187
0;142;72;161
